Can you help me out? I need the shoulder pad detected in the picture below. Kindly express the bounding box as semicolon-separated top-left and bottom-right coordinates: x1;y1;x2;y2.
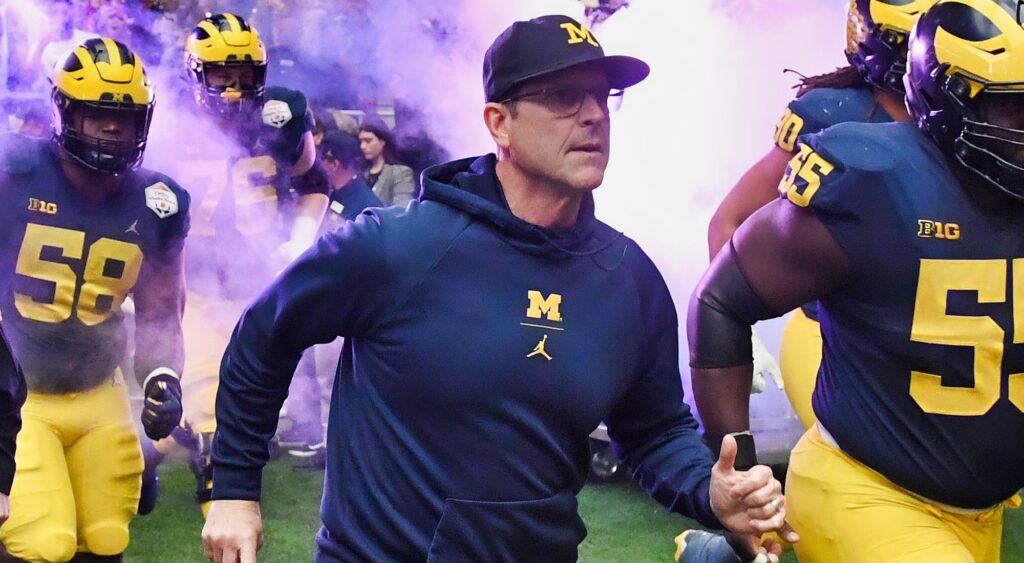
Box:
136;171;191;219
0;133;44;175
773;87;875;152
779;121;903;213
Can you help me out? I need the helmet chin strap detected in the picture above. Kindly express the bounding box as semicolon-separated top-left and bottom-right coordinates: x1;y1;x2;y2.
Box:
220;88;243;101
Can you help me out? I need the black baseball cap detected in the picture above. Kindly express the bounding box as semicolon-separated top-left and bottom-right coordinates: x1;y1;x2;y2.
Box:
320;130;362;166
483;14;650;102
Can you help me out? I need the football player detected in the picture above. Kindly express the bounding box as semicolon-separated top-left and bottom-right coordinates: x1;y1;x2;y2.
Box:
0;38;188;562
690;0;1024;559
677;4;936;560
713;0;936;435
163;12;329;515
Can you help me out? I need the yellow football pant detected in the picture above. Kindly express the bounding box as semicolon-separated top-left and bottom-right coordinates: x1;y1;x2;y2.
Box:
0;379;142;562
181;291;248;434
786;425;1004;562
779;308;821;430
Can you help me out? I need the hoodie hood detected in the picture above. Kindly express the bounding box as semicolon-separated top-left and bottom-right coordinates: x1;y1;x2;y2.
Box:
421;154;621;257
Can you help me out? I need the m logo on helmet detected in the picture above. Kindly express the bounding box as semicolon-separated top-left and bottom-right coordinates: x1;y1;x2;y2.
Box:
560;23;600;47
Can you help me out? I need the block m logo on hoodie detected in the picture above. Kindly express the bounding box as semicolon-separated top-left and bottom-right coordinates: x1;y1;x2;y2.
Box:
526;291;562;322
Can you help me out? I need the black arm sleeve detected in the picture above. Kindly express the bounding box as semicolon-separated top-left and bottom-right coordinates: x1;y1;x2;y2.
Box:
688;240;780;370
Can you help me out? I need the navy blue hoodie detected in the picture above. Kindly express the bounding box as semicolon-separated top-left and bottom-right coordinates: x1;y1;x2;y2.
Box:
212;154;720;561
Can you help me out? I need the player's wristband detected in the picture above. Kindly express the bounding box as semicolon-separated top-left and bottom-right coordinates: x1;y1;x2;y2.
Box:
143;367;181;396
704;430;758;471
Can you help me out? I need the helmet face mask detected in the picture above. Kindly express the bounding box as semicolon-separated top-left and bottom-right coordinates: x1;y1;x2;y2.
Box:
905;1;1024;200
50;38;154;175
956;91;1024;198
185;13;267;119
53;94;152;174
188;59;267;117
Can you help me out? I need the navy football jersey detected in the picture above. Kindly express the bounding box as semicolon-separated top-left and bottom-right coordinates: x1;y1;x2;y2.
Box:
169;86;316;298
772;87;892;152
0;134;190;393
780;121;1024;509
773;86;895;320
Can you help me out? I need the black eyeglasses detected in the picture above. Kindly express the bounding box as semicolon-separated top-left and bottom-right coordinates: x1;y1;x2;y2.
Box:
501;86;625;118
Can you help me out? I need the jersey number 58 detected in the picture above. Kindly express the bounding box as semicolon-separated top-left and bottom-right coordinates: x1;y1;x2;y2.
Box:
14;223;142;326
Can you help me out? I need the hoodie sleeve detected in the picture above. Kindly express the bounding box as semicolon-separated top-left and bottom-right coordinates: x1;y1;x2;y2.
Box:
211;211;390;501
0;326;25;495
603;245;722;530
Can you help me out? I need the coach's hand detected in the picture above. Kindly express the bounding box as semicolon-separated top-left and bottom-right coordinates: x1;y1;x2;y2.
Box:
203;500;264;563
710;435;798;548
142;369;183;440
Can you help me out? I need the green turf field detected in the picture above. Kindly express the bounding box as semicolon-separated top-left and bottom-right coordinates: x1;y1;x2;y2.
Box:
126;455;1024;562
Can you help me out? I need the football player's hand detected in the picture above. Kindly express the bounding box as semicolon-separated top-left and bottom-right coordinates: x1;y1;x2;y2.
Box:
262;100;293;129
203;500;264;563
0;492;9;527
750;331;783;393
710;435;798;544
142;370;183;440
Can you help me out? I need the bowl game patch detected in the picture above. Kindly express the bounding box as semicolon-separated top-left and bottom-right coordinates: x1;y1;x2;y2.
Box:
145;182;179;218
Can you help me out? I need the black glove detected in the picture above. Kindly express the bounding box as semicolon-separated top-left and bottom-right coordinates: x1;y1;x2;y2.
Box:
142;369;183;440
704;431;758;472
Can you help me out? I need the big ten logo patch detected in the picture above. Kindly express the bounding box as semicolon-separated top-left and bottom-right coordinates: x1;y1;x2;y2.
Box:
917;220;961;241
28;198;58;215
